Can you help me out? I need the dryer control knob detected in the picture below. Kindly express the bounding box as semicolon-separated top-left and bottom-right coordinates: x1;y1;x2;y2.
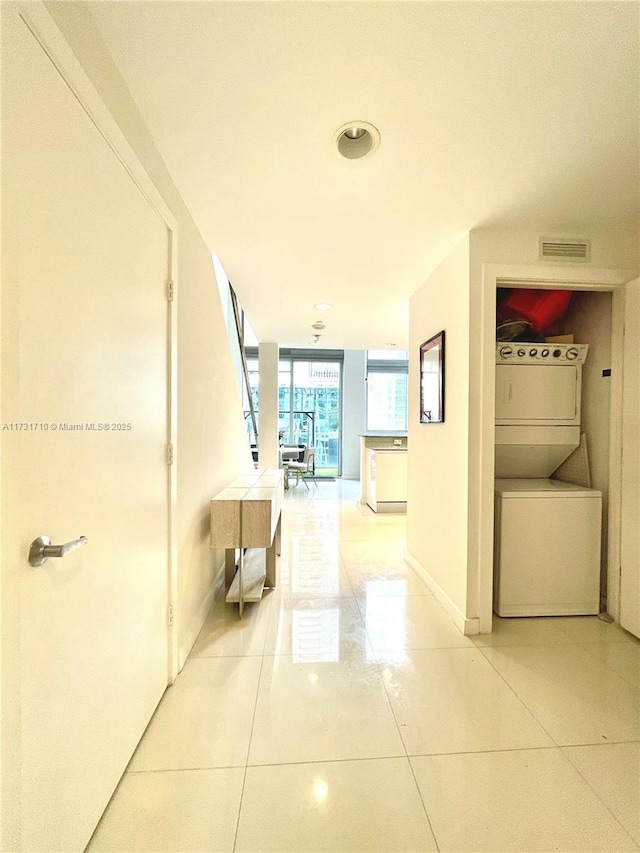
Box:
553;349;562;357
499;346;513;358
566;347;579;360
517;348;526;357
541;348;549;357
529;348;538;357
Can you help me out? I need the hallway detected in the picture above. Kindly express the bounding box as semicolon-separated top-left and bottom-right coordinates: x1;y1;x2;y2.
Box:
89;481;640;852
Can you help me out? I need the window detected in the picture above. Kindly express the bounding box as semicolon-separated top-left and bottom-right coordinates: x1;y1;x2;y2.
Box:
366;350;408;432
292;360;341;473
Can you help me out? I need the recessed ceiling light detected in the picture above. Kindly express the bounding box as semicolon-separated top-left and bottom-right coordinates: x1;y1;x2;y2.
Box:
314;303;333;311
335;121;380;160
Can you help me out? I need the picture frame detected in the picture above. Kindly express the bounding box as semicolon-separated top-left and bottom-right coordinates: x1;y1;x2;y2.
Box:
419;330;445;424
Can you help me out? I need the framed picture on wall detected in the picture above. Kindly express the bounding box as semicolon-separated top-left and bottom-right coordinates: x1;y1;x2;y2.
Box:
419;330;445;423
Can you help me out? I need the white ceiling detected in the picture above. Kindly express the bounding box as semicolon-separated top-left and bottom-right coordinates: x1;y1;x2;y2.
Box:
87;1;639;350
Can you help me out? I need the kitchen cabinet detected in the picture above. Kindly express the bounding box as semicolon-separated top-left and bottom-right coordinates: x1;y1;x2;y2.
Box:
365;449;407;513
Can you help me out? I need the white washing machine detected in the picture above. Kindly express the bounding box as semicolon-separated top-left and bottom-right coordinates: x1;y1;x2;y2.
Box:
494;478;602;617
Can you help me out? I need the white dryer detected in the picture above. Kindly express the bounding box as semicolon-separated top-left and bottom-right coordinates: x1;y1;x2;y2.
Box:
495;343;587;478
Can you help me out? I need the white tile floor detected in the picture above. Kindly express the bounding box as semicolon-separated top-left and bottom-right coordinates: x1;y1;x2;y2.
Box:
88;480;640;852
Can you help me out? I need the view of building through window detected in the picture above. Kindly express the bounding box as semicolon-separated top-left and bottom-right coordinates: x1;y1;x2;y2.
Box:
366;350;408;432
243;349;409;474
243;353;342;475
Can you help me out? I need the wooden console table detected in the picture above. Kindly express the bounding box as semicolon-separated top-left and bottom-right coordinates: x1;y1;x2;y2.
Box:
210;469;284;616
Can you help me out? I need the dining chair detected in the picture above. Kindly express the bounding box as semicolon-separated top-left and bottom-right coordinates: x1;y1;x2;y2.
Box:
286;447;317;489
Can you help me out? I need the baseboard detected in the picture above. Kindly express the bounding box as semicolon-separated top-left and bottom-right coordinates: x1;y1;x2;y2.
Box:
178;560;223;671
371;501;407;514
404;551;480;636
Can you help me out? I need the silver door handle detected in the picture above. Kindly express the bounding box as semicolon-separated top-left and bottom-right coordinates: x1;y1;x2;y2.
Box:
29;535;88;567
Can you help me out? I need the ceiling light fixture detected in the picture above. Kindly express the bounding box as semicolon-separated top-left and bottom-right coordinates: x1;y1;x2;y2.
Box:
335;121;380;160
314;303;333;311
311;320;326;331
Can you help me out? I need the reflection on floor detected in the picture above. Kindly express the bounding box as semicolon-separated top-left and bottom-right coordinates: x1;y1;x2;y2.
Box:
89;479;640;852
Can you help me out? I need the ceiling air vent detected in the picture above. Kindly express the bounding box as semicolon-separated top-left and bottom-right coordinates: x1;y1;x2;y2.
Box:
539;237;591;262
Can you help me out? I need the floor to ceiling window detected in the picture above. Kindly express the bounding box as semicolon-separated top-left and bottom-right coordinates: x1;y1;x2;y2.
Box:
244;350;343;477
291;358;341;475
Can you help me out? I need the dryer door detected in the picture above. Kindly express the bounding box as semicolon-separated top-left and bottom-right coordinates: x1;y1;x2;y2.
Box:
496;364;580;424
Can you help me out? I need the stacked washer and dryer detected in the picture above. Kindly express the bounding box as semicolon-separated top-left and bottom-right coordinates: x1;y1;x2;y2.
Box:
493;342;602;616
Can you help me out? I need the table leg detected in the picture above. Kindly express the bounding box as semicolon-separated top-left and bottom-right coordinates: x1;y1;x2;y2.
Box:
225;548;236;588
265;515;281;588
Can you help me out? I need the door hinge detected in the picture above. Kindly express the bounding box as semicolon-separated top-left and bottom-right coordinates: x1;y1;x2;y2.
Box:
168;603;174;626
166;443;174;465
167;280;175;302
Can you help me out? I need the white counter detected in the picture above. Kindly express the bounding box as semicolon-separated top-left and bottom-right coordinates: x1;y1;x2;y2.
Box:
364;448;408;513
359;434;407;508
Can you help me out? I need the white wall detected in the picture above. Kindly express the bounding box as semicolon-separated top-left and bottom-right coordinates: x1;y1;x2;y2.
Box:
46;3;254;668
342;350;366;479
407;235;472;627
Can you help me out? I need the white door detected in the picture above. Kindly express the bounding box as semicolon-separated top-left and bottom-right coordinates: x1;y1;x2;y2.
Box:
2;8;170;850
620;278;640;639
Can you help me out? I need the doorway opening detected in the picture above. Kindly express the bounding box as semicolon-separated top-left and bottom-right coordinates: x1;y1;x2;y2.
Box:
476;264;632;635
495;286;613;613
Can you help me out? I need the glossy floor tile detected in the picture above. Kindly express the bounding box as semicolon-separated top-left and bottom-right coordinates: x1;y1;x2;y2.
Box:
274;535;354;599
472;614;575;647
129;657;262;771
578;637;640;691
553;615;639;644
248;653;405;765
339;539;408;567
480;643;640;745
336;521;393;542
191;596;272;658
264;596;369;658
411;748;638;851
88;767;244;852
235;758;438;852
563;742;640;845
93;480;640;852
347;563;433;596
383;647;554;755
359;592;473;657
